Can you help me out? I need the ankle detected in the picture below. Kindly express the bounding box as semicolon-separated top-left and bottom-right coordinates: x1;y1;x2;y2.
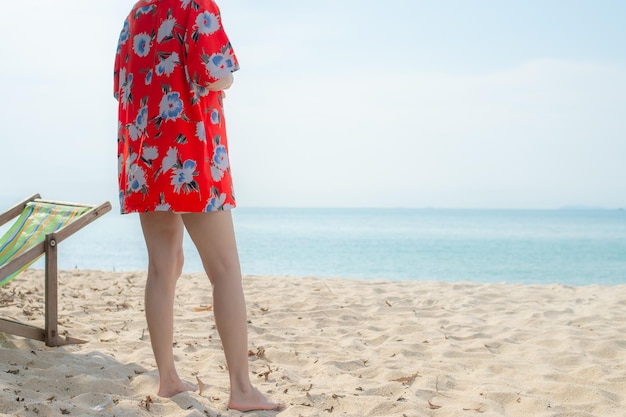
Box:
231;379;254;395
159;368;181;384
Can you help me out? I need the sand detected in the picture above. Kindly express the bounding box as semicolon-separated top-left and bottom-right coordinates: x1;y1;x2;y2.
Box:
0;269;625;417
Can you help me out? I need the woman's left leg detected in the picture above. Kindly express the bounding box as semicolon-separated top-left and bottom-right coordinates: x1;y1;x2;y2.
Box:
182;211;284;411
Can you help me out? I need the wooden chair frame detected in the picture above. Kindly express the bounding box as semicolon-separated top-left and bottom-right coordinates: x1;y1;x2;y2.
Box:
0;194;112;346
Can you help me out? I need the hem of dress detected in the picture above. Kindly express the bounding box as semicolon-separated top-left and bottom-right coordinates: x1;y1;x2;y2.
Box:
120;206;236;215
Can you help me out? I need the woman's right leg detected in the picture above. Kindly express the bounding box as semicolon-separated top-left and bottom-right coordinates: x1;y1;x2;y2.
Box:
139;212;195;398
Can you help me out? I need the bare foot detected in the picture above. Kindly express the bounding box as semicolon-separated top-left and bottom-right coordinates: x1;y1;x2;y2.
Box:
228;386;285;412
158;379;197;398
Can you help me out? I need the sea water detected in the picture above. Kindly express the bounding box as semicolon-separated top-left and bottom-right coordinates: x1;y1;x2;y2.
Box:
6;207;626;286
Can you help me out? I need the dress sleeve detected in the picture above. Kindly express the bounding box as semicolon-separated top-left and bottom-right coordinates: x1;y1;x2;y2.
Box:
184;0;239;87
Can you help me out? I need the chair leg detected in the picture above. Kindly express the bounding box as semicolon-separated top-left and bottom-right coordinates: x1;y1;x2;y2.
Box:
43;233;87;347
44;234;59;347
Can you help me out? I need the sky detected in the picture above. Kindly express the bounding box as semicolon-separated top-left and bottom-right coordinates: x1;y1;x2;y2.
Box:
0;0;624;210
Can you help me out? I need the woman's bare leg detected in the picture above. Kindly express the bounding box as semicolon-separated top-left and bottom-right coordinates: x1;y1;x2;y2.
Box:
139;212;196;398
182;211;284;411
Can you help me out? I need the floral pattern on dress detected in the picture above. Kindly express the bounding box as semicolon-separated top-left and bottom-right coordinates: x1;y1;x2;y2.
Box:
114;0;239;213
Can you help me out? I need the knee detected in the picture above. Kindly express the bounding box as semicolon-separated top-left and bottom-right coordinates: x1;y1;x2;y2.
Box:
203;256;241;286
148;248;185;280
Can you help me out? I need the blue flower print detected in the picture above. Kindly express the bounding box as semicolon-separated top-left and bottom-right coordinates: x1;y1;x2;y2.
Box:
136;5;156;16
118;190;125;211
136;106;149;130
119;20;130;43
117;19;130;53
188;79;209;105
196;11;220;35
204;52;236;80
133;33;152;57
210;109;220;124
159;92;184;121
213;145;229;170
120;69;134;109
145;69;153;85
180;0;192;9
183;159;196;171
171;159;199;194
205;193;227;212
129;175;142;192
128;164;147;194
156;52;180;77
211;54;232;68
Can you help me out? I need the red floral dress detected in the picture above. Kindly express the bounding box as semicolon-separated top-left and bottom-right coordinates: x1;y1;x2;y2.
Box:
114;0;239;213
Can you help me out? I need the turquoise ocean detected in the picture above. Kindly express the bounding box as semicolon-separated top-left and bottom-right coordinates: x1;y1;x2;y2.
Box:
9;207;626;286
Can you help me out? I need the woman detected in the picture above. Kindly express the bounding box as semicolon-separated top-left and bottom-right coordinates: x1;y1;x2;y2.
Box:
114;0;283;411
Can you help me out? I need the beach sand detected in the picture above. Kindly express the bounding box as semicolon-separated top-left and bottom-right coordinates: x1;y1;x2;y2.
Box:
1;269;625;417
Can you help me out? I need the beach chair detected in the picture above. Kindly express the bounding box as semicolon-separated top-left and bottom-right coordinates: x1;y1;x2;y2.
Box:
0;194;112;346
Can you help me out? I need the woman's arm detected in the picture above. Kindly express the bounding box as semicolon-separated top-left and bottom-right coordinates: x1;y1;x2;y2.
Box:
207;73;234;91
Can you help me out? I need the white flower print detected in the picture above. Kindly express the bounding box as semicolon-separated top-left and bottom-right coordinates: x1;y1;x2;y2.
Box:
171;160;198;194
195;11;220;35
117;19;130;53
133;33;152;57
204;51;237;80
185;68;208;104
118;153;124;176
127;105;148;141
119;19;130;43
180;0;192;9
136;5;155;16
195;122;206;142
128;163;147;194
155;202;172;211
213;145;229;170
190;81;209;99
136;106;149;130
126;153;137;171
211;164;225;182
128;124;141;141
159;92;184;121
142;146;159;162
156;52;180;77
205;193;227;212
157;17;177;43
162;147;178;172
119;68;133;109
210;145;229;181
